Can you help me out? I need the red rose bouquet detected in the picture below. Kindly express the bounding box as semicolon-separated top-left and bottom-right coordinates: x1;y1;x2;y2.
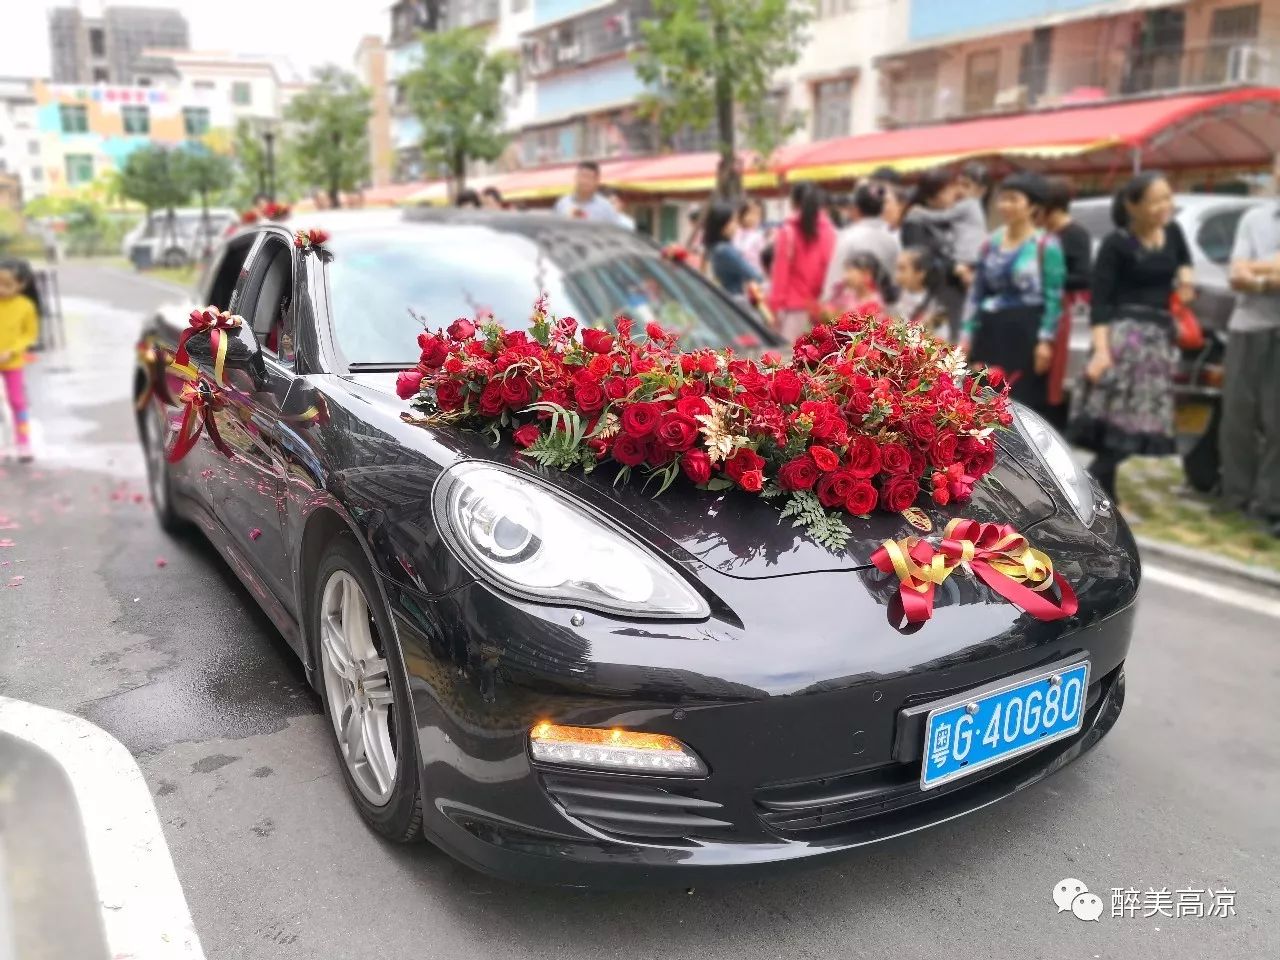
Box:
401;297;1010;551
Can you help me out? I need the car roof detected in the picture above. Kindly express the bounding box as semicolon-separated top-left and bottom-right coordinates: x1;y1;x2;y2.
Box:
1070;193;1262;211
265;206;642;240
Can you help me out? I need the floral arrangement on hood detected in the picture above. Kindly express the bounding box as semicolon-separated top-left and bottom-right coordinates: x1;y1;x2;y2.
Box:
398;298;1010;551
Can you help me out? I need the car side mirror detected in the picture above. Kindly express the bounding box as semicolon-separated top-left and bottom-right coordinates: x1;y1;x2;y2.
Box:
184;320;266;384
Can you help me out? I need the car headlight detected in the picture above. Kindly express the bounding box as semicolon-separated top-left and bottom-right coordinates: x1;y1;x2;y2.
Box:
433;463;710;619
1012;405;1097;526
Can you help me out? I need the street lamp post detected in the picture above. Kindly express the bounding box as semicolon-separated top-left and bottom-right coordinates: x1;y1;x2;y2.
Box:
263;129;277;202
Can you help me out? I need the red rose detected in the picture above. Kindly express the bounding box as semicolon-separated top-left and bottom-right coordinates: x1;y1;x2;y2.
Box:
844;481;878;515
646;443;676;468
479;382;505;416
611;433;647;467
930;431;959;468
816;469;856;509
738;469;764;493
447;318;476;341
395;369;424;399
846;436;882;478
697;353;719;374
656;414;698;452
770;368;804;406
645;321;669;341
514;424;541;448
500;375;533;410
621;401;662;438
778;454;820;491
308;227;329;246
931;474;952;506
581;328;616;354
556;316;578;340
964;440;996;478
573;374;606;414
809;445;840;472
761;350;783;367
879;442;912;476
604;377;629;401
880;475;919;512
724;448;765;482
680;449;712;485
435;380;466;412
615;316;633;341
418;334;450;369
675;395;710;421
907;414;938;446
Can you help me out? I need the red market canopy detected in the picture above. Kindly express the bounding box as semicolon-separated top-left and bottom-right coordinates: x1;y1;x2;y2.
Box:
611;151;777;194
778;88;1280;182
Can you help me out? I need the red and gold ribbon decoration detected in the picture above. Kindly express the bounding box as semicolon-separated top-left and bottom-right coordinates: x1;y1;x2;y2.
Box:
870;536;961;625
173;307;244;388
134;343;174;410
872;518;1078;625
166;381;232;463
938;518;1078;622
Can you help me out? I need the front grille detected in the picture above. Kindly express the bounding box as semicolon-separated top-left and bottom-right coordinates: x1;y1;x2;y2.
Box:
542;773;733;841
756;672;1110;837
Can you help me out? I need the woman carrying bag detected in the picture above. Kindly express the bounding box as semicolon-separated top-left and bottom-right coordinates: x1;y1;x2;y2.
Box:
1068;172;1194;501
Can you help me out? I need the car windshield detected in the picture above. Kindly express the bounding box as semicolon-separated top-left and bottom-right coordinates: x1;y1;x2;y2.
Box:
325;220;767;363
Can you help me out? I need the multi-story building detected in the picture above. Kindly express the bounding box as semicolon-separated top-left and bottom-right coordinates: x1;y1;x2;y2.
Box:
30;50;292;196
48;5;190;86
0;78;43;202
355;36;395;188
387;0;445;181
877;0;1280;128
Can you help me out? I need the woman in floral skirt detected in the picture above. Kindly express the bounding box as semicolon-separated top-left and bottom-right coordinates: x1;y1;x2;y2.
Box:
1068;172;1194;500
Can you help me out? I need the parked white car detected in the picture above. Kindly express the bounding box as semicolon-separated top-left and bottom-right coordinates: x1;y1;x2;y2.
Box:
122;207;237;270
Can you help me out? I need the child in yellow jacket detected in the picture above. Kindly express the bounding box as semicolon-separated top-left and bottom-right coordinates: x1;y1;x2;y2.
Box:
0;258;41;461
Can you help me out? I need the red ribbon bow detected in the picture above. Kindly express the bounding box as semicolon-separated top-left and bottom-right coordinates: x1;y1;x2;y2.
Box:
167;381;232;463
173;307;244;387
871;517;1078;626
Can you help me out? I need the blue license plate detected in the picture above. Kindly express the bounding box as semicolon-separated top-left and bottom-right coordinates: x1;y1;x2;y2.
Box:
920;662;1090;790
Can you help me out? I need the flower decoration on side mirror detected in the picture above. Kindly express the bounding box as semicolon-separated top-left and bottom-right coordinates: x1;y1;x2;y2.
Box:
662;243;689;263
173;306;245;387
294;227;330;253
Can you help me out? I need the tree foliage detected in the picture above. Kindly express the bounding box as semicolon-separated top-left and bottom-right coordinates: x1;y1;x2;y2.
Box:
118;144;192;217
284;66;372;208
633;0;811;199
402;27;516;194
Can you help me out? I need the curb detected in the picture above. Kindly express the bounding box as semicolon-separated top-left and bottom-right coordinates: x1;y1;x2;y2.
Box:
0;697;204;959
1135;535;1280;591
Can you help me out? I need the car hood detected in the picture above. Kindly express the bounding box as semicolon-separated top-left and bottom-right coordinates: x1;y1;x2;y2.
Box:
350;372;1059;580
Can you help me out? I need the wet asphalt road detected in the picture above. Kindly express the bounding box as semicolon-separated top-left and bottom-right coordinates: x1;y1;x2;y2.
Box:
1;261;1277;960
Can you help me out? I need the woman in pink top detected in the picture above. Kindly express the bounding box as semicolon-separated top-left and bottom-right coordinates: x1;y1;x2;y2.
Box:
768;183;837;342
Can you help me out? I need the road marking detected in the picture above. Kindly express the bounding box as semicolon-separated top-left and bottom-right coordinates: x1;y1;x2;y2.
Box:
1144;563;1280;620
0;697;205;958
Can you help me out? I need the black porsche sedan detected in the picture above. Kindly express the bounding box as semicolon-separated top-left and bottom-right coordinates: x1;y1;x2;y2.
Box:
133;208;1138;886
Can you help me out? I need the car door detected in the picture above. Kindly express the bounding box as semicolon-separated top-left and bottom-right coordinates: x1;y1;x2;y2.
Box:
212;232;303;607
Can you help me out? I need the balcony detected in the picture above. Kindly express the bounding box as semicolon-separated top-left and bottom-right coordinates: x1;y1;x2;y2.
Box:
522;0;651;80
389;0;443;47
448;0;501;29
880;41;1278;128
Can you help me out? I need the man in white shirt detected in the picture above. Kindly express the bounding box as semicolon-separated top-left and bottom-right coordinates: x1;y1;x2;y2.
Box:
554;161;622;223
821;182;901;301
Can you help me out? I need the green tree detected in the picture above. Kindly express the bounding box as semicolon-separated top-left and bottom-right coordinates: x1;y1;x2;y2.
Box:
119;144;193;250
175;145;234;258
633;0;811;199
285;66;372;208
402;27;515;196
231;118;270;207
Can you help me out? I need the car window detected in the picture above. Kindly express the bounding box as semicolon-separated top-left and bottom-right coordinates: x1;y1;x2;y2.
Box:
1068;202;1114;244
200;235;255;311
325;223;769;364
1196;209;1246;265
235;237;294;361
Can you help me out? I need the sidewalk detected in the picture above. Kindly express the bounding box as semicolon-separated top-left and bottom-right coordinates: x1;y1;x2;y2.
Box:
0;698;204;959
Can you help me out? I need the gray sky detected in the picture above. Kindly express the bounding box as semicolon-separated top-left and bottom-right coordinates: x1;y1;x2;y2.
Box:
9;0;389;80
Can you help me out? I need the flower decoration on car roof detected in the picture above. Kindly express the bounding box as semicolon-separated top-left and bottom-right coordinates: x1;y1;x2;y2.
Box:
294;227;330;253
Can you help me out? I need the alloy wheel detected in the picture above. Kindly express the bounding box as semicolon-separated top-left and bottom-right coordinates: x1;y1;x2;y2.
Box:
144;407;168;514
319;570;398;805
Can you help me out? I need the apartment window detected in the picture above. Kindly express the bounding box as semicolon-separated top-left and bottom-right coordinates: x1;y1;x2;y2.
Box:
122;105;149;134
89;28;105;57
59;104;89;134
137;76;151;87
812;77;853;139
815;0;855;18
183;107;211;137
1204;4;1260;83
92;67;110;84
1017;27;1053;104
231;81;252;106
964;50;1001;113
65;154;94;185
28;140;39;156
194;80;215;92
511;0;528;11
30;167;42;182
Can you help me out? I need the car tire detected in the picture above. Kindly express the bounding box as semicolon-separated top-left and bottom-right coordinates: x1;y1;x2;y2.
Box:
141;401;184;535
311;534;424;843
162;248;188;269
